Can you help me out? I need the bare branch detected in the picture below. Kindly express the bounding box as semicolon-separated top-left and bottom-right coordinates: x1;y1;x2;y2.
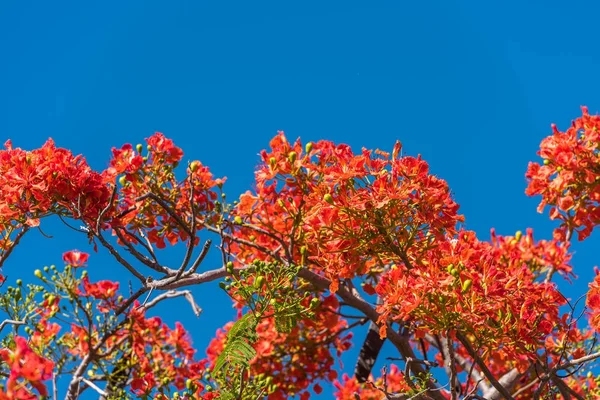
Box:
141;289;202;317
455;332;514;400
0;226;29;269
0;319;25;333
81;378;107;396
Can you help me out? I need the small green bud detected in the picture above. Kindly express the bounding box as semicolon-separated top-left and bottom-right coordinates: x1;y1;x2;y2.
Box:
462;279;473;292
305;142;313;154
288;151;297;163
185;379;194;391
136;144;143;153
543;159;550;165
255;276;265;289
515;230;522;241
34;269;43;279
226;261;235;273
16;279;22;286
189;160;200;173
323;193;334;204
219;282;227;290
309;298;320;309
234;216;243;225
269;157;277;166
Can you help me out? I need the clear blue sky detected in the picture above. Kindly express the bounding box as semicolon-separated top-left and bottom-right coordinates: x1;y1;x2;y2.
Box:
2;1;600;398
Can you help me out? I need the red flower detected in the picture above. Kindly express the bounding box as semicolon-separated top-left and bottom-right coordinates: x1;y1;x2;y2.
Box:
62;250;89;267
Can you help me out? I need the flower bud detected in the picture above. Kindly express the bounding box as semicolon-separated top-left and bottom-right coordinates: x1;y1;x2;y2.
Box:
255;276;265;289
189;160;200;173
136;144;143;153
305;142;313;154
323;193;334;204
288;151;297;163
462;279;473;292
226;261;235;273
34;269;43;279
234;216;243;224
309;298;320;309
515;230;522;241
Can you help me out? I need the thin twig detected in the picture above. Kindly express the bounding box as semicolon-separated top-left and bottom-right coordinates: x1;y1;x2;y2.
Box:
455;332;514;400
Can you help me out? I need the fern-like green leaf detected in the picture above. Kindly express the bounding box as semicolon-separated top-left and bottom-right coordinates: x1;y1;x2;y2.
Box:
213;313;258;375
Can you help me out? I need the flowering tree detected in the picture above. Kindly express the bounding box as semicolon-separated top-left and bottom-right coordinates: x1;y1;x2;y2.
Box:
1;108;600;399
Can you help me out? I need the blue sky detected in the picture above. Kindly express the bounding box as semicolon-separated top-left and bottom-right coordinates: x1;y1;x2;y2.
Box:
2;1;600;398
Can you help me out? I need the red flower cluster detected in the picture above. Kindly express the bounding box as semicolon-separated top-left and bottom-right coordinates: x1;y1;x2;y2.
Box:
376;229;567;363
0;138;110;249
232;132;463;293
526;106;600;241
107;132;224;249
